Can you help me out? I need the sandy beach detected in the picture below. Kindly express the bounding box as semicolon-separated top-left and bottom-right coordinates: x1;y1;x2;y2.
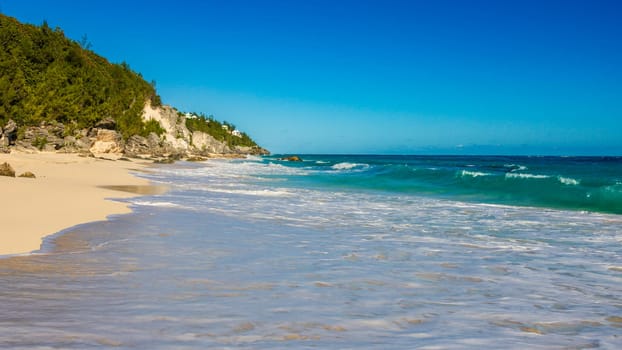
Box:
0;152;163;256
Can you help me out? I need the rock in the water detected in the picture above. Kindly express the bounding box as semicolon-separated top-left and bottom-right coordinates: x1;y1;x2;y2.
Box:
280;155;303;162
0;162;15;177
18;171;36;178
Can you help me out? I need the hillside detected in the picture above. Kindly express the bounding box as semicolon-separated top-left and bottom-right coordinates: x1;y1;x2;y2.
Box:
0;14;266;156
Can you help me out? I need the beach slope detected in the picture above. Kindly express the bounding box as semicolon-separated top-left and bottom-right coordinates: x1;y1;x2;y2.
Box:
0;152;159;256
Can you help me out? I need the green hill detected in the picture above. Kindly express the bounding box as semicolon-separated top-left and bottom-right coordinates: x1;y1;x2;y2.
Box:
0;14;161;139
0;14;261;150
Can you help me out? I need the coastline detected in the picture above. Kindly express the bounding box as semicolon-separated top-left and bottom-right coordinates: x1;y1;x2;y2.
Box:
0;151;165;256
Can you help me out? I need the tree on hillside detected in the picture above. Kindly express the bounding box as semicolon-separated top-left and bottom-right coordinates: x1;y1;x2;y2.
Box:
0;14;159;138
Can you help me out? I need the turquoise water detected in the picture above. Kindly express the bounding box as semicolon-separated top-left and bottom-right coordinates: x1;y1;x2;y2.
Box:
1;155;621;349
265;155;622;214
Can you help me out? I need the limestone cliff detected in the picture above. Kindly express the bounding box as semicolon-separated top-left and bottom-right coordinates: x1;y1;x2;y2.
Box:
0;101;269;158
137;101;269;157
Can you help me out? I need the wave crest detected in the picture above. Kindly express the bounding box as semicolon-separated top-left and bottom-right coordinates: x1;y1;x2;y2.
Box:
460;170;492;177
558;176;580;186
505;173;550;180
331;162;369;170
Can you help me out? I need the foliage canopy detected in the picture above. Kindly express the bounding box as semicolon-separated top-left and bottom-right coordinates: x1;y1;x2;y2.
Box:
0;14;162;138
185;113;258;148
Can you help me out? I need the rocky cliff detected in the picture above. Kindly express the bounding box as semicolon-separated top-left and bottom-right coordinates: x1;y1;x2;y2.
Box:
0;101;269;159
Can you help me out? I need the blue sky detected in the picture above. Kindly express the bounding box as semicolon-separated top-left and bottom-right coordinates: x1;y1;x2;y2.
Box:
3;0;621;155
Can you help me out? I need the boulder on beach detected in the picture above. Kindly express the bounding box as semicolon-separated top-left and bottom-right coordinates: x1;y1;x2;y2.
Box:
0;162;15;177
18;171;36;178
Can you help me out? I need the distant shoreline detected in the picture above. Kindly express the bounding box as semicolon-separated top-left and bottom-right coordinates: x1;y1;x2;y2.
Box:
0;151;165;256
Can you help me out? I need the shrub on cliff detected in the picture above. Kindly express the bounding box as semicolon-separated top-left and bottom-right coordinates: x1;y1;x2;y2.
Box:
185;113;258;148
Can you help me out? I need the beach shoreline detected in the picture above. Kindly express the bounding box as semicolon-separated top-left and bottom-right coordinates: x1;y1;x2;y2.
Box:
0;151;165;256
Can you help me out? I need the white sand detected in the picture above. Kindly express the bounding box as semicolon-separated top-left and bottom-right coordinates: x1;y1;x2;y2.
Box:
0;152;160;256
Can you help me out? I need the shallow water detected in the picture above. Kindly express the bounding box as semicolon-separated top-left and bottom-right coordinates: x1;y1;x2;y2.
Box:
1;157;621;349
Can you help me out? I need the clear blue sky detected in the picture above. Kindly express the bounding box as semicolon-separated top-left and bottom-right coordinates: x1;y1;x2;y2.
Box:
3;0;621;155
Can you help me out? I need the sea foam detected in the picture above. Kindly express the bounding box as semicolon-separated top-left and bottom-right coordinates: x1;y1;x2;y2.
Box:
460;170;492;177
558;176;580;186
331;162;369;170
505;173;550;180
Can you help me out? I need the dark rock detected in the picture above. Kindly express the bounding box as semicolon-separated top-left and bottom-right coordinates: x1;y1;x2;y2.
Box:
0;162;15;177
124;133;172;157
75;136;94;150
0;132;9;154
169;153;183;161
153;158;175;164
147;132;162;148
43;121;65;138
124;135;151;156
18;171;36;178
253;147;270;156
280;155;303;162
186;156;207;162
94;117;116;130
3;120;18;145
17;125;64;151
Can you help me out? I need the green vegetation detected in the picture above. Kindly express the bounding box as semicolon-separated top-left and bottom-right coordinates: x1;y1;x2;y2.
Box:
143;119;166;137
0;14;162;138
185;113;258;148
32;136;48;150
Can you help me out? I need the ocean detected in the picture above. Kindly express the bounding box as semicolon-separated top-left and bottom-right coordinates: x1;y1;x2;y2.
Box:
1;155;622;349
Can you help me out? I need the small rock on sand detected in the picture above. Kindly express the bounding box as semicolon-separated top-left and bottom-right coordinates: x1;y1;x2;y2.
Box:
18;171;36;178
0;162;15;177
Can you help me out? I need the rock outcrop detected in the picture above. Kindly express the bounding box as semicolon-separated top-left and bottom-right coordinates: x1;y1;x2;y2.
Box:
142;101;192;153
141;101;269;157
280;155;303;162
11;121;67;152
0;102;269;158
89;129;124;155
